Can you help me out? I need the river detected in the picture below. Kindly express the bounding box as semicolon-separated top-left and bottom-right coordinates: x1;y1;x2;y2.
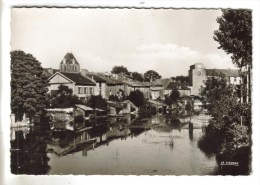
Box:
10;112;218;175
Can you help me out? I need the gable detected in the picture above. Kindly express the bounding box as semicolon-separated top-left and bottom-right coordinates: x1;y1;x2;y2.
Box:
49;73;73;84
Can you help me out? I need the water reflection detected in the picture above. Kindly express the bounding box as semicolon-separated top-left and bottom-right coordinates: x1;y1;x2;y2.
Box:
10;125;51;174
11;112;218;175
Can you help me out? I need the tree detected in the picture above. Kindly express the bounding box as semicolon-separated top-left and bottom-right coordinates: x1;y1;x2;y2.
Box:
48;85;82;108
111;66;129;75
127;90;145;107
86;95;108;111
199;74;251;174
171;76;189;84
164;96;173;106
214;9;252;103
214;10;252;69
132;72;144;82
144;70;162;82
11;50;49;122
170;90;180;102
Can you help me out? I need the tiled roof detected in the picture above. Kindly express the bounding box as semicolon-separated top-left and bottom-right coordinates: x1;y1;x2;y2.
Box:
166;82;190;91
85;73;106;82
206;69;239;77
155;78;172;88
60;53;79;64
60;72;96;86
96;73;124;85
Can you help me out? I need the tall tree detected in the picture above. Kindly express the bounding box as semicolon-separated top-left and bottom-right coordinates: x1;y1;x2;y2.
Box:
213;9;252;102
144;70;162;82
132;72;144;82
214;9;252;69
11;50;48;122
111;65;129;75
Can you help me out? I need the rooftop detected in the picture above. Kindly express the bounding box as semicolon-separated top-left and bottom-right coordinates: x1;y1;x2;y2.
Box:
165;81;190;91
60;72;96;86
60;53;79;65
205;69;239;77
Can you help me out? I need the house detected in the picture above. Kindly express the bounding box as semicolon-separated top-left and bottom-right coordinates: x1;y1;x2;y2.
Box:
47;52;98;102
48;72;96;102
189;63;240;95
74;104;106;117
164;81;191;97
80;70;107;98
96;73;126;99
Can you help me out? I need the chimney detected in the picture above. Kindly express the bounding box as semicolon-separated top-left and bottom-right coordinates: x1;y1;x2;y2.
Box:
48;68;54;75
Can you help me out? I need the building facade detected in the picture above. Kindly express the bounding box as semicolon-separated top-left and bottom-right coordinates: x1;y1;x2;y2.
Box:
47;53;96;102
189;63;241;96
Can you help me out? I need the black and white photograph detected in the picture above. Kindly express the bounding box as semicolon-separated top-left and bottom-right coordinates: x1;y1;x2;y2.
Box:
1;0;260;184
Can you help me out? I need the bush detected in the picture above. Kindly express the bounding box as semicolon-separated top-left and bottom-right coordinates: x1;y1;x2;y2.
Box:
127;90;145;107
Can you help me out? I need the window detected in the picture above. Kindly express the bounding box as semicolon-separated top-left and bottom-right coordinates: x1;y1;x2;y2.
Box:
78;87;81;94
90;87;94;94
234;77;237;82
84;87;87;94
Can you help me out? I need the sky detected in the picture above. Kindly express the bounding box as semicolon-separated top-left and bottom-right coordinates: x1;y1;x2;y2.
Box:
11;8;236;78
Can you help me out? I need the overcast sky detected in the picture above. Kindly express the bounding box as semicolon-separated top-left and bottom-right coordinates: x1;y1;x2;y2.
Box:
11;8;236;78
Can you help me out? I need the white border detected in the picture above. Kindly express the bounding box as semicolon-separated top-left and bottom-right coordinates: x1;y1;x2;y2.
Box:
1;1;260;185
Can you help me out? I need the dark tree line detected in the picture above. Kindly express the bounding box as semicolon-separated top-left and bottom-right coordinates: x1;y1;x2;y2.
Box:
11;50;49;122
111;65;162;82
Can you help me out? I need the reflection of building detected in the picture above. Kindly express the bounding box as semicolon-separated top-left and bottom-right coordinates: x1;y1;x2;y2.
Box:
189;63;240;95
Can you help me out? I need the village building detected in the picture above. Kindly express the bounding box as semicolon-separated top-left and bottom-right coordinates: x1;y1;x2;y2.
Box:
47;53;96;102
189;63;240;95
80;70;107;98
164;81;191;97
96;73;126;99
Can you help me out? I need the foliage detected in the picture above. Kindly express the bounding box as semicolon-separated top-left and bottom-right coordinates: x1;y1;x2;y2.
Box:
48;85;82;108
214;9;252;69
199;75;251;159
132;72;144;82
86;95;108;111
171;76;190;84
108;95;119;102
198;9;252;174
127;90;145;107
185;100;193;112
164;96;173;106
11;50;49;122
164;90;180;106
170;90;180;102
111;65;129;75
144;70;162;82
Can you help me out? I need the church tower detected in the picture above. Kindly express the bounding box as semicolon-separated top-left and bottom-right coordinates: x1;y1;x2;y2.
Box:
60;52;80;73
189;63;207;95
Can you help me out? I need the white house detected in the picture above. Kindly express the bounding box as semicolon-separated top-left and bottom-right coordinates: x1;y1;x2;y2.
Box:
48;72;96;102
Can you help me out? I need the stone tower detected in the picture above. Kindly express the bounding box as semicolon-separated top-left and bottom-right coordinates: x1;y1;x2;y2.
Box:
60;52;80;73
188;63;207;95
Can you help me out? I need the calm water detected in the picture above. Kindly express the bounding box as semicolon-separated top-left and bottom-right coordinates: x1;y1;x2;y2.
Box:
11;113;218;175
